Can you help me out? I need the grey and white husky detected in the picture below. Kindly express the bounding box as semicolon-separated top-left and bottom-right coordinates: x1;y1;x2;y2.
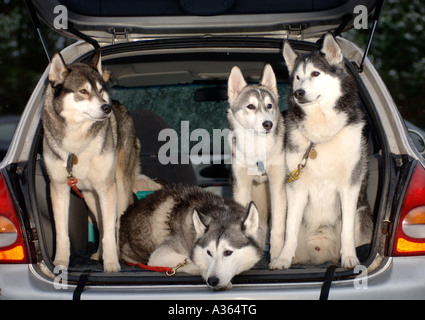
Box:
227;64;286;264
270;33;373;270
119;184;263;290
43;51;142;272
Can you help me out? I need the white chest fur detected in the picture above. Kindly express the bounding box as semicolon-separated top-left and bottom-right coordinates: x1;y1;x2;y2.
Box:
287;121;363;186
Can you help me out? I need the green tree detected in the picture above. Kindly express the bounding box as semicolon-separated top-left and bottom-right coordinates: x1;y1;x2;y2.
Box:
347;0;425;127
0;0;72;115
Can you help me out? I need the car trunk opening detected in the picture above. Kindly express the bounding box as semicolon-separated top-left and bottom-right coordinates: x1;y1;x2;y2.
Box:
26;37;388;289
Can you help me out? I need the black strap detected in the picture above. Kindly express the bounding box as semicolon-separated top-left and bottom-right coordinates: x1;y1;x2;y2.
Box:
319;265;337;300
73;271;91;300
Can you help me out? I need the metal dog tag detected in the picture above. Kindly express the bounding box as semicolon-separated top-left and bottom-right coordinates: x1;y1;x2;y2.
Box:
308;149;317;160
257;161;266;174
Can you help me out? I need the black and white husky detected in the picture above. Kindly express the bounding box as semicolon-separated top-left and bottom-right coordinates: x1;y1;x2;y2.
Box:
42;51;156;272
120;184;263;290
270;33;373;270
227;64;286;263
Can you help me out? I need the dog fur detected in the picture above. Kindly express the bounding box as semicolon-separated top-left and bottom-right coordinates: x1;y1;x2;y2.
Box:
42;51;141;272
270;34;373;270
227;64;287;263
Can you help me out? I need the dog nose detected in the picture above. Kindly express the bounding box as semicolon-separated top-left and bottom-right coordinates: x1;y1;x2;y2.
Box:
294;89;305;100
262;121;273;130
101;104;112;114
207;276;220;287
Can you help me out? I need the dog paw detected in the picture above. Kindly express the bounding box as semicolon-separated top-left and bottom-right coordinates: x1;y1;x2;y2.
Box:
103;261;121;273
341;255;360;269
269;242;284;263
53;259;69;269
269;257;292;270
90;251;101;261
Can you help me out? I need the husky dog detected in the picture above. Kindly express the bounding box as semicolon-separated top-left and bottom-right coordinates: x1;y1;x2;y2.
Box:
120;184;263;290
270;33;373;270
227;64;286;262
42;51;142;272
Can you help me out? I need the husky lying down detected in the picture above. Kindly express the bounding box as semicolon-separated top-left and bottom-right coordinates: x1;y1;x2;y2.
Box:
120;184;265;290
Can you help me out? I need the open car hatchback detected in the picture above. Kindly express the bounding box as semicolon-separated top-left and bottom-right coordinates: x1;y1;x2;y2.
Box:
1;0;425;299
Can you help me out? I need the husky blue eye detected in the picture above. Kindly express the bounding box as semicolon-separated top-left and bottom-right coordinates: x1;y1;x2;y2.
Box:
247;104;255;110
223;250;233;257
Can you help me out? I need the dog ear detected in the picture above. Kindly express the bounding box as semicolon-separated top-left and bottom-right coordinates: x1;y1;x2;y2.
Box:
228;66;247;104
282;40;298;74
87;49;103;75
192;209;211;239
243;202;259;239
260;64;278;97
49;53;69;86
321;33;343;66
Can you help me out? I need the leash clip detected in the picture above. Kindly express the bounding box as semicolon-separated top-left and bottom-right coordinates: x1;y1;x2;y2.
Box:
166;259;190;276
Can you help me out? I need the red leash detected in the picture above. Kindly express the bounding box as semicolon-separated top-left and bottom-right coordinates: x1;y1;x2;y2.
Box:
125;261;173;274
125;259;190;276
68;175;85;199
66;153;84;199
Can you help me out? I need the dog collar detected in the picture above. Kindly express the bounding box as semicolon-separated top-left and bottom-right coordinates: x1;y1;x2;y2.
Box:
287;142;317;183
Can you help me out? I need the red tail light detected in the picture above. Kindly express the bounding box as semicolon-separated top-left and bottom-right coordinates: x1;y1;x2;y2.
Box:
393;163;425;256
0;173;28;263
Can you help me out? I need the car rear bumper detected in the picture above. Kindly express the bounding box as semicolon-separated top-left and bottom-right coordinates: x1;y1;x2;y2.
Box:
1;256;424;300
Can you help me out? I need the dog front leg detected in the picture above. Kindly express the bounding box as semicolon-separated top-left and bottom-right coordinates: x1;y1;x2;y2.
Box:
98;183;121;272
267;164;287;262
51;182;71;268
269;185;307;270
340;185;361;269
232;166;253;207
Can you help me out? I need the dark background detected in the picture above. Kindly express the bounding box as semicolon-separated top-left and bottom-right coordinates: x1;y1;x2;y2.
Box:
0;0;424;129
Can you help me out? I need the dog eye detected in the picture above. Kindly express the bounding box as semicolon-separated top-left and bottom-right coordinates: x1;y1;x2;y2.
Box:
207;250;212;257
223;250;233;257
311;71;320;77
246;104;255;110
266;104;272;109
98;88;103;94
296;75;300;80
79;89;89;95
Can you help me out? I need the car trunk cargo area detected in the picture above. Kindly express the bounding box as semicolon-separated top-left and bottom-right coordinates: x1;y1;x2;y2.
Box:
30;37;385;288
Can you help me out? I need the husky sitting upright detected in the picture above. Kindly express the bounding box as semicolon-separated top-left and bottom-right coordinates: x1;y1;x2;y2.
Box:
227;64;286;263
120;184;263;290
43;51;141;272
270;33;373;270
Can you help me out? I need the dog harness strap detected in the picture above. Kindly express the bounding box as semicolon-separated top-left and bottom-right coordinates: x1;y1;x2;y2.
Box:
72;271;91;300
319;265;338;300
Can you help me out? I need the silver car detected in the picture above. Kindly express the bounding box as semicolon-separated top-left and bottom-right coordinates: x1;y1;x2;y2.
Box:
1;0;425;300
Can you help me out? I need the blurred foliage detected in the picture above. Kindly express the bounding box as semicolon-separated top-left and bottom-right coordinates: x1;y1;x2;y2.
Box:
0;0;424;128
346;0;425;126
0;0;73;115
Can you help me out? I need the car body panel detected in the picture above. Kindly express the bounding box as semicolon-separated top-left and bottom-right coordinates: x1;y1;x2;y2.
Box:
1;256;425;299
1;33;425;299
32;0;378;42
